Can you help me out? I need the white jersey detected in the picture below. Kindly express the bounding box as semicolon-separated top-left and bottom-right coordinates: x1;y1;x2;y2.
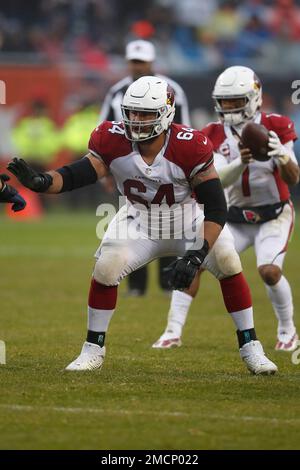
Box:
202;112;298;207
88;121;213;238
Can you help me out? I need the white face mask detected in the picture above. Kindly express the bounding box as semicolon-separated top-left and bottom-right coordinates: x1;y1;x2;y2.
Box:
131;128;154;141
222;111;245;126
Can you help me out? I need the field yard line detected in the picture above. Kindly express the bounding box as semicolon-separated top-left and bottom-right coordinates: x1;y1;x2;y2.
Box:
0;404;299;425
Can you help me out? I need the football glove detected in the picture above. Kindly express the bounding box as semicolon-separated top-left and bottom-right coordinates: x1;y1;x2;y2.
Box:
164;240;209;290
268;131;290;165
7;157;53;192
0;174;26;212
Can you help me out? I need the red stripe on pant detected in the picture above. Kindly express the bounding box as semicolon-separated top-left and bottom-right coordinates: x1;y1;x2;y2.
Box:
272;201;294;261
88;278;118;310
219;272;252;313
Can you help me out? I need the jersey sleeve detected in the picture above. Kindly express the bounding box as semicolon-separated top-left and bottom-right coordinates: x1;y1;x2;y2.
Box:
88;122;113;168
188;131;214;179
166;125;215;180
266;114;297;144
201;122;226;152
88;123;104;157
88;120;131;168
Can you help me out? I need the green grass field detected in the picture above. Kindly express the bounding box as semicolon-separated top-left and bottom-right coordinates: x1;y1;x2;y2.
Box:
1;210;300;450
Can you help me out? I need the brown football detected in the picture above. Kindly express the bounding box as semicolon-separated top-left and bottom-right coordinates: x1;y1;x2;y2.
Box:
241;122;270;161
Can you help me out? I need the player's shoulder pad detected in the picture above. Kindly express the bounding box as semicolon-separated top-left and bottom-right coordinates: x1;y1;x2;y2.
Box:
88;121;132;167
165;123;214;179
261;112;297;144
201;121;226;151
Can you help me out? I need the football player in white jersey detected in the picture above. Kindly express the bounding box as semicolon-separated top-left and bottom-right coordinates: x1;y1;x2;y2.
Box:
154;66;299;352
8;76;277;375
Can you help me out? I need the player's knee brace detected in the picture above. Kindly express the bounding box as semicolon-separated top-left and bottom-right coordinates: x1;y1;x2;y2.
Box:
214;244;242;279
94;250;128;286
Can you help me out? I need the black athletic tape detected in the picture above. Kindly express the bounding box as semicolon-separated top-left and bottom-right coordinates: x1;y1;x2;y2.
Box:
194;178;227;227
57;157;98;192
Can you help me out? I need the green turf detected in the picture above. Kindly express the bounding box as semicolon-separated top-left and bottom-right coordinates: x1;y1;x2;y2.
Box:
0;210;300;450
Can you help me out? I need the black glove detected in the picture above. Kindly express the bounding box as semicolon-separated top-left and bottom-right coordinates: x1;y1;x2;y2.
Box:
164;240;209;290
7;158;53;192
0;174;27;212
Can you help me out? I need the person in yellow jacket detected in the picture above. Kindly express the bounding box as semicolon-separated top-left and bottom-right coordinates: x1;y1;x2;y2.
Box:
61;102;99;158
60;102;101;208
13;100;60;170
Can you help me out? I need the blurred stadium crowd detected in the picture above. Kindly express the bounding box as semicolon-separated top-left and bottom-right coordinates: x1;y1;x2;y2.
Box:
0;0;300;209
1;0;300;72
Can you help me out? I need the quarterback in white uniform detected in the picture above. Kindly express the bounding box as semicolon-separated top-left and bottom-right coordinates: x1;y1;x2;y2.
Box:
154;66;299;352
8;76;277;375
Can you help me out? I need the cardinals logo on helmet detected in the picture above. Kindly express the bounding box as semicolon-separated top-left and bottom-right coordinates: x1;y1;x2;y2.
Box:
166;85;175;106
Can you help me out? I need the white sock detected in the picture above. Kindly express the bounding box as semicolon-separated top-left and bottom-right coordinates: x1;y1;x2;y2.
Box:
265;276;295;335
164;290;193;337
229;307;254;331
88;307;115;332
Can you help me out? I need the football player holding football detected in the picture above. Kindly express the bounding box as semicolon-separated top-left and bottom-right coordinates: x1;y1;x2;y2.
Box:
8;75;277;375
154;66;299;353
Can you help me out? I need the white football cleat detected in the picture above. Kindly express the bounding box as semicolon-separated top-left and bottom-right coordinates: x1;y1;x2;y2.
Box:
152;332;182;349
65;341;106;371
275;331;299;352
240;340;278;375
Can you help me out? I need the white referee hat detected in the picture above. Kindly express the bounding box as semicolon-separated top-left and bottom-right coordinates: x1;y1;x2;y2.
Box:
125;40;156;62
